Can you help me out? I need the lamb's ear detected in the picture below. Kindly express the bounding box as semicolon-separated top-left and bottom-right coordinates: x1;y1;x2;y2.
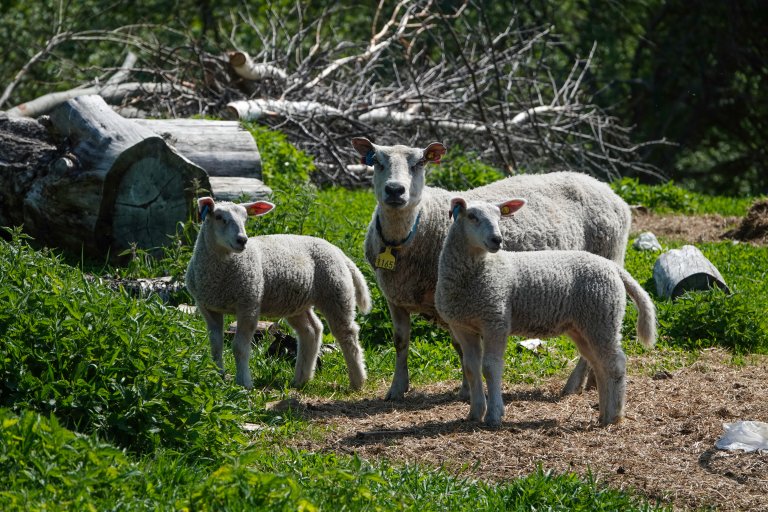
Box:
498;198;526;217
243;201;275;216
423;142;447;164
198;196;215;220
449;197;467;219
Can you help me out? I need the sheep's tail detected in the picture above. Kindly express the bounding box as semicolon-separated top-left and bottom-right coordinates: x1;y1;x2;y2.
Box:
619;268;657;348
347;258;372;314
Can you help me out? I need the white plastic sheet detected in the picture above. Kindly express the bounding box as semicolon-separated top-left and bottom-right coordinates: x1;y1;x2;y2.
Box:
715;421;768;453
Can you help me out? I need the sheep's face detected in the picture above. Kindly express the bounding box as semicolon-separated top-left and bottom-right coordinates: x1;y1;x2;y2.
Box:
198;197;275;254
450;198;526;253
352;137;446;210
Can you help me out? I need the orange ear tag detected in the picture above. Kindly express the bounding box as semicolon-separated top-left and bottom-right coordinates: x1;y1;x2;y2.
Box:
375;246;397;271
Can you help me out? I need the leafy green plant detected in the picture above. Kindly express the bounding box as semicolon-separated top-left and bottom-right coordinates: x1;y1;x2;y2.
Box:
245;123;314;191
0;229;252;458
611;177;757;215
427;148;505;190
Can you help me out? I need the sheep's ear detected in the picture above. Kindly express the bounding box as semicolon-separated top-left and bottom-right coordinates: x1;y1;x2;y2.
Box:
243;201;275;217
449;197;467;219
423;142;446;164
351;137;375;157
498;198;526;217
198;197;215;220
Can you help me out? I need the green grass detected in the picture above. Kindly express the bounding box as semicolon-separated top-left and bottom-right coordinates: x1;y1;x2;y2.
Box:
4;133;766;510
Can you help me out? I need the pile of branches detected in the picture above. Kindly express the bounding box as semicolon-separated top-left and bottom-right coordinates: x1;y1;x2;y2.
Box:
2;0;660;186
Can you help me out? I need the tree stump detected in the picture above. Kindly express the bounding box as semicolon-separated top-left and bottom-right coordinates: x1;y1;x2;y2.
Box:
653;245;730;299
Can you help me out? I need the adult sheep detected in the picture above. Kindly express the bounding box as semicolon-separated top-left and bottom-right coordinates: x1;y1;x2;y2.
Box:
352;137;631;400
186;197;370;390
435;197;655;426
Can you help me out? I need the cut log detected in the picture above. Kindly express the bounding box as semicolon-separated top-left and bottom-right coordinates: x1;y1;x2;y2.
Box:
134;118;262;178
208;176;271;201
653;245;730;299
14;95;210;258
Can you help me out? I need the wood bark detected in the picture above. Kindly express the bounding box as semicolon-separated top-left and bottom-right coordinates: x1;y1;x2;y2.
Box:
2;95;211;259
134;118;263;178
653;245;730;299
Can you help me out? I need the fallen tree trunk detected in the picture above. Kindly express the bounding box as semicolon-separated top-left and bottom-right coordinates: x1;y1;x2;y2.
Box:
30;95;211;258
2;95;271;258
134;118;263;178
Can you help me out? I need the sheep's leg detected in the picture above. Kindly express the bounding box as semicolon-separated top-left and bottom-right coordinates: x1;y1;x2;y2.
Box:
286;310;323;388
198;306;225;375
325;308;367;391
232;313;258;389
562;357;590;395
385;303;411;400
450;336;471;401
481;331;508;427
592;345;627;426
451;326;485;422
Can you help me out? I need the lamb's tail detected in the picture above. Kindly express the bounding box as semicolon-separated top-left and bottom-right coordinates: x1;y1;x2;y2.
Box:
346;258;372;314
618;268;656;348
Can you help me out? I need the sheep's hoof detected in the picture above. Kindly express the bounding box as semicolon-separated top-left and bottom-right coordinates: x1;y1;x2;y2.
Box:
457;383;471;402
384;383;408;400
484;416;502;428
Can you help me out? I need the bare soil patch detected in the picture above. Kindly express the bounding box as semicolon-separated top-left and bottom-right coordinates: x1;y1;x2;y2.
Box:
631;200;768;246
284;349;768;511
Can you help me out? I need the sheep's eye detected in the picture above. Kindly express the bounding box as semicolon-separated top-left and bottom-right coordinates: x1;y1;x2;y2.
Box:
467;213;478;222
214;214;225;223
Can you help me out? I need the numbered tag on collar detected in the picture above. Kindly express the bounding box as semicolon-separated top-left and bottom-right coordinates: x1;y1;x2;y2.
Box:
375;246;398;271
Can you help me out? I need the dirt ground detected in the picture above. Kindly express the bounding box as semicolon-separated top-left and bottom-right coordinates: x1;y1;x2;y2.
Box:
274;208;768;511
283;349;768;511
631;199;768;246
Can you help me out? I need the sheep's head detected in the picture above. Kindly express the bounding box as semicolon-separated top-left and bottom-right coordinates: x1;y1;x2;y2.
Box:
197;197;274;254
351;137;446;210
449;197;526;253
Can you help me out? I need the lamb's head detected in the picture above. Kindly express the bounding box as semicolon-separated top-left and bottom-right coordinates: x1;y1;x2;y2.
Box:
197;197;274;254
351;137;446;210
449;197;526;253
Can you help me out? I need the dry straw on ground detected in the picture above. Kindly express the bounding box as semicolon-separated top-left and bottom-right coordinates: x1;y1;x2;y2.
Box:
279;349;767;511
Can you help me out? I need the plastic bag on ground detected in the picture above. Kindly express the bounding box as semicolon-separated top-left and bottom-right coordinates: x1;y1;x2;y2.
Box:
714;421;768;453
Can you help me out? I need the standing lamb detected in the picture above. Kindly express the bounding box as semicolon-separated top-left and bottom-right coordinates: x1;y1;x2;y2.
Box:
435;197;656;426
186;197;371;390
351;137;631;400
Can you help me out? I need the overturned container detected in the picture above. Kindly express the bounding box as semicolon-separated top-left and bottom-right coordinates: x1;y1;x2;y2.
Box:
653;244;730;299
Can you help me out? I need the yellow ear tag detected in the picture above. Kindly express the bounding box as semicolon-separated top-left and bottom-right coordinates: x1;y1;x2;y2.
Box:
500;205;511;215
375;246;397;271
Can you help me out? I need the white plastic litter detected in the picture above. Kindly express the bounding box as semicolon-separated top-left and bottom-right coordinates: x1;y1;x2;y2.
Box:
632;232;662;251
518;338;545;352
715;421;768;453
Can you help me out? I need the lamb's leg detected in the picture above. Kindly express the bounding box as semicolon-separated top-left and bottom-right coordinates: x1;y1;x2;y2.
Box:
385;302;411;400
232;313;258;389
451;326;485;422
451;336;471;401
324;308;367;391
481;331;508;427
286;310;323;388
562;357;590;395
593;346;627;426
198;306;225;374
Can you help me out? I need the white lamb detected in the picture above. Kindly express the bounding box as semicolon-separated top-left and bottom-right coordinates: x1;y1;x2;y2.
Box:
435;197;656;426
185;197;371;390
351;137;632;400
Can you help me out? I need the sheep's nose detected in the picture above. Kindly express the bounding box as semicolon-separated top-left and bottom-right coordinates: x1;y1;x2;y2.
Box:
488;235;502;252
384;183;405;198
236;235;248;248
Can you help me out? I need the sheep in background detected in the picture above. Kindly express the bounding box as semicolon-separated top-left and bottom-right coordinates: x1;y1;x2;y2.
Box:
435;197;656;426
186;197;371;390
351;137;631;400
